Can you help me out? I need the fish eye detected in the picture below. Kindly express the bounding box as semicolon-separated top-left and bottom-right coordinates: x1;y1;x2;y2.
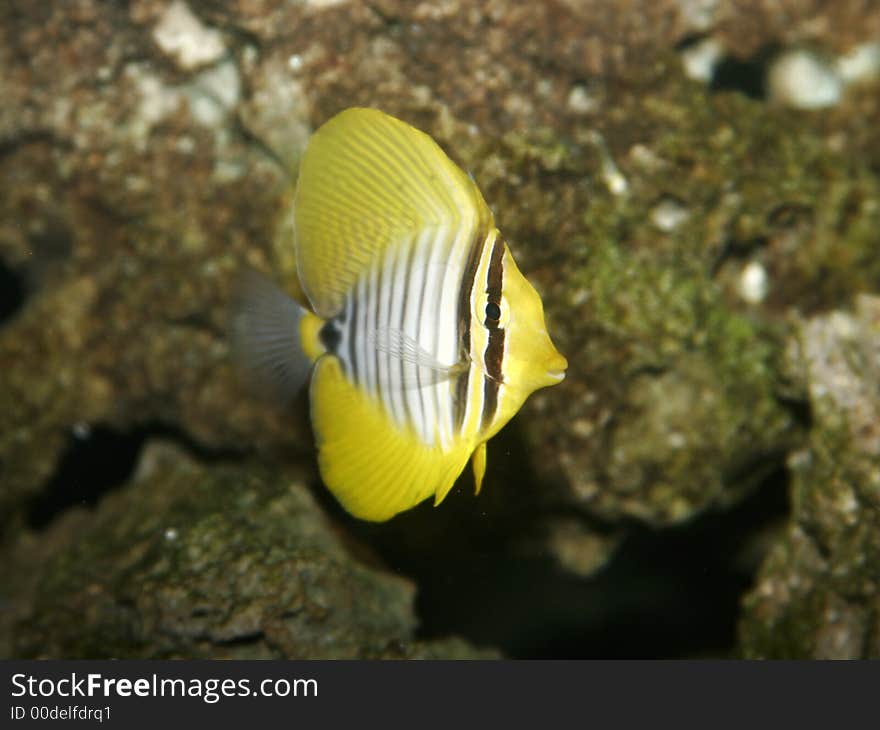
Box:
485;302;501;321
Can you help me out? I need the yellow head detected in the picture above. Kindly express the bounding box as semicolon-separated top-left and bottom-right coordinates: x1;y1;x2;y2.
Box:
471;237;567;440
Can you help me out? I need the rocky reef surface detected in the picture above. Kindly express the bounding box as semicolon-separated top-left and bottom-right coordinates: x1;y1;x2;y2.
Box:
1;0;878;657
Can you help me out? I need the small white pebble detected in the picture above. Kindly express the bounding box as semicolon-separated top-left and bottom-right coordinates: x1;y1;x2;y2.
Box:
72;422;92;439
676;0;719;33
599;152;628;195
125;175;149;193
287;54;304;72
680;36;724;83
153;1;226;71
241;45;258;68
787;448;812;470
629;144;663;171
175;135;195;154
570;287;590;307
838;490;858;524
185;60;241;127
214;158;246;182
739;261;769;303
567;84;597;114
835;42;880;86
767;49;842;109
651;198;690;232
571;418;594;439
587;131;628;196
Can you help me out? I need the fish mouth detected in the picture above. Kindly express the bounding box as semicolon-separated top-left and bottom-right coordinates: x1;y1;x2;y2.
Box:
546;368;566;382
545;355;568;385
544;352;568;383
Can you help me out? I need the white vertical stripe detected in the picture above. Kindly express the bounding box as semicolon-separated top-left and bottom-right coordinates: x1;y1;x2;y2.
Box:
374;255;387;404
377;246;401;425
386;238;409;427
400;233;425;441
430;233;452;448
421;225;449;447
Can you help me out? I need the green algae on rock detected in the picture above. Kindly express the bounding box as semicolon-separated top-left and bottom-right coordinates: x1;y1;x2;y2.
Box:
522;232;797;526
8;443;495;659
739;295;880;659
2;0;880;658
466;57;879;528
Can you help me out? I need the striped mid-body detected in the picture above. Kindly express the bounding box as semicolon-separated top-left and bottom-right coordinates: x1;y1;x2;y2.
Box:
324;223;510;453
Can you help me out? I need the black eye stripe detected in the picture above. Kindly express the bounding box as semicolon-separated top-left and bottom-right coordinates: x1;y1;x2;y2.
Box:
483;235;505;329
482;237;506;409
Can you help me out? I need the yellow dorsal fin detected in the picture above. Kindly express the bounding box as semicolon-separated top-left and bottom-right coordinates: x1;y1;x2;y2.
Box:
310;357;474;521
293;107;492;318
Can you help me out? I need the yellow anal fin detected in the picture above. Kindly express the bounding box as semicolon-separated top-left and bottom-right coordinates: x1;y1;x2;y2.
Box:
472;442;487;495
310;357;473;522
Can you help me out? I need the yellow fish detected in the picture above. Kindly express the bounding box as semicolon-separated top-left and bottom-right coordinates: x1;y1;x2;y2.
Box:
234;108;566;521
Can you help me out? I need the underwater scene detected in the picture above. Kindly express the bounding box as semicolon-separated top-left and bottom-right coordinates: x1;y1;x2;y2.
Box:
1;0;879;659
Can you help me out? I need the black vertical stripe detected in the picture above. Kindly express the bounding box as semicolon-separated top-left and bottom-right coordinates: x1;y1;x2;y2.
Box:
481;375;499;431
348;293;359;383
319;320;342;354
454;229;490;431
483;236;505;380
481;237;506;429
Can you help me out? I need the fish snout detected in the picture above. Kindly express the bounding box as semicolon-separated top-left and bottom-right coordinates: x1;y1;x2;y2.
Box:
544;349;568;385
535;330;567;387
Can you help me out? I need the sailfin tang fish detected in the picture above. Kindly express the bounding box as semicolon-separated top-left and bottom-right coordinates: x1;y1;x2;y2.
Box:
234;108;566;521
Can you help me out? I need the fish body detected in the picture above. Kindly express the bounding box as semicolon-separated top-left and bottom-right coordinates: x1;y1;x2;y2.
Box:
234;108;566;521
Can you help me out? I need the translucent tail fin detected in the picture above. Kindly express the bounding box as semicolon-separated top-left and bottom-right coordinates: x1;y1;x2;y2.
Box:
230;269;313;403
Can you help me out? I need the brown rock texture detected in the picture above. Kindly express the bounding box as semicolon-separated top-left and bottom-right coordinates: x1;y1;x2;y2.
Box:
2;0;879;657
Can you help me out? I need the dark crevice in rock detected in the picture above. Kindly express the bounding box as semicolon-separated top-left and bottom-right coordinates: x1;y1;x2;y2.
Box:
0;259;27;325
675;33;707;51
777;394;813;433
232;115;291;176
210;631;265;647
709;48;775;100
26;425;145;530
710;235;769;276
676;33;772;100
406;461;791;658
219;23;264;52
26;422;248;531
0;131;59;161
